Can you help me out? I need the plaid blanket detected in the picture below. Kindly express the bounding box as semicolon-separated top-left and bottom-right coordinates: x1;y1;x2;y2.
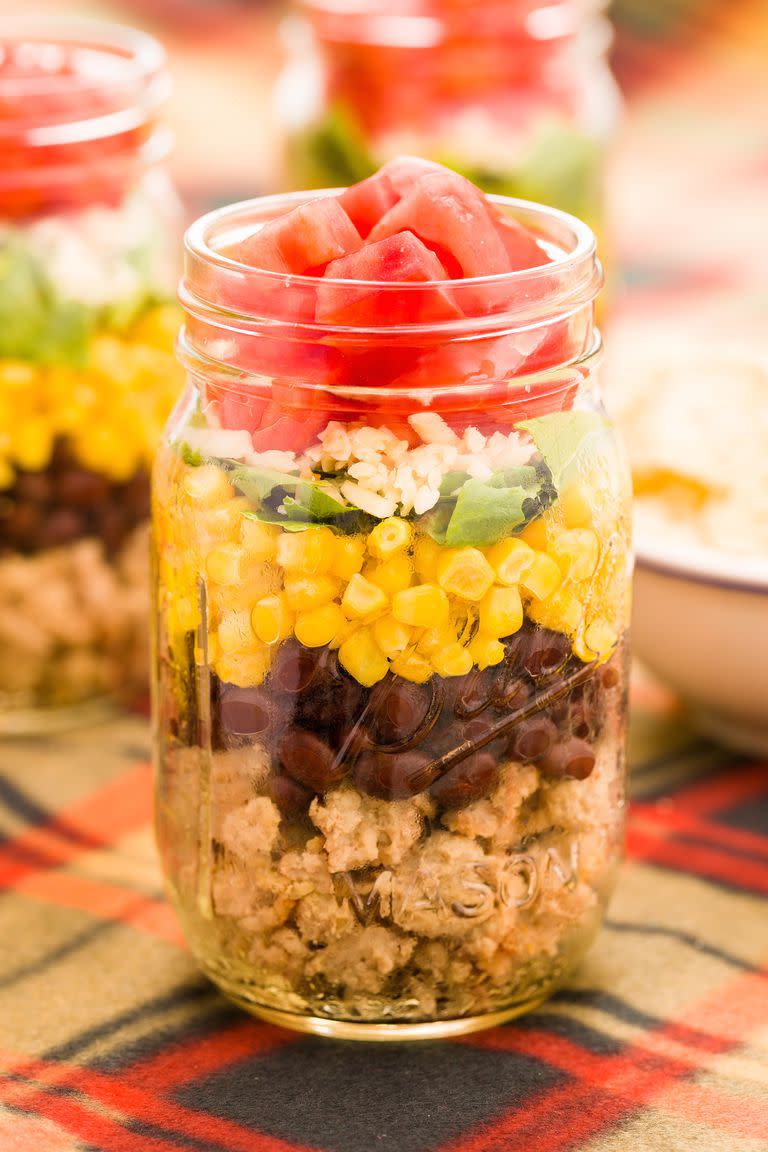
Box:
1;678;767;1152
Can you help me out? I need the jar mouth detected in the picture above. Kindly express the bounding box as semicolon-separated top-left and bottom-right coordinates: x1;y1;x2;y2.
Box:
182;189;600;334
0;18;169;147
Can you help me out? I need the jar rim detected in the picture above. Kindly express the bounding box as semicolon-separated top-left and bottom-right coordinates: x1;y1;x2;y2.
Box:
182;188;600;334
299;0;607;47
0;18;169;147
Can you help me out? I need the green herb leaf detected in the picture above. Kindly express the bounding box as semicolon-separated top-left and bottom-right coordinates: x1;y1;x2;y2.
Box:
179;442;203;467
519;411;605;486
444;478;529;547
0;238;92;367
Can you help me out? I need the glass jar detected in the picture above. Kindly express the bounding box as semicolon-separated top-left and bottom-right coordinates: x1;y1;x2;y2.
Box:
153;191;631;1039
0;20;183;732
276;0;620;241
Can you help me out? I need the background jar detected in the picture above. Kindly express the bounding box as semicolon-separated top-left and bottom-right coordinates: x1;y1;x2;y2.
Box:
276;0;620;242
153;192;632;1039
0;20;183;731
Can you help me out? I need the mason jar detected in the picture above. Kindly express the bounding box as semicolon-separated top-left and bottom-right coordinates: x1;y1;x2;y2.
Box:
276;0;620;240
153;190;631;1039
0;20;182;732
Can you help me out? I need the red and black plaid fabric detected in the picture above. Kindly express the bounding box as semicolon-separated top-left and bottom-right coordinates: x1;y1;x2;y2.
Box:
1;681;767;1152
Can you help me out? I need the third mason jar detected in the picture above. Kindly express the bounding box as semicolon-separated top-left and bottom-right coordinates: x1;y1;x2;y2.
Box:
276;0;620;241
153;164;631;1039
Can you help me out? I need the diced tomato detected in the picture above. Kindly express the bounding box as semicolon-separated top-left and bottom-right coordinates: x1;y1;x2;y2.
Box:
316;231;463;326
368;169;511;281
339;174;399;238
239;197;362;274
250;406;329;453
377;155;444;195
493;213;551;272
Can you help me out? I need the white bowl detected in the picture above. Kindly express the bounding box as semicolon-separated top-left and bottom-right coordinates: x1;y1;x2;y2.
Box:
632;533;768;756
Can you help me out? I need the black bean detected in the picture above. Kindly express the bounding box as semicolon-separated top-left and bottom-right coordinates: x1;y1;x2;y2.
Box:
271;639;324;696
540;738;596;781
14;470;50;504
368;678;436;747
354;748;439;799
1;502;42;549
430;751;498;809
37;508;85;549
453;667;495;719
523;629;571;678
58;468;111;508
513;716;557;761
268;773;314;817
278;727;346;792
218;685;272;736
295;651;365;734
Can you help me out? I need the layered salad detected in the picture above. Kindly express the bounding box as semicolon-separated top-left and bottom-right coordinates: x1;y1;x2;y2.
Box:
155;159;631;1026
0;36;181;717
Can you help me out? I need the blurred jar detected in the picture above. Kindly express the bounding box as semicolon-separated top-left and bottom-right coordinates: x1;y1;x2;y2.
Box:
0;21;183;733
276;0;620;240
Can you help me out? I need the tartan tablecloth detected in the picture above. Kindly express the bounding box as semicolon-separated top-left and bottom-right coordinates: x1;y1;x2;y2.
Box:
1;683;767;1152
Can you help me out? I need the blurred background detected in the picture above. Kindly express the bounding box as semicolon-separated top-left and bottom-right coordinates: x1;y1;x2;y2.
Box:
4;0;764;351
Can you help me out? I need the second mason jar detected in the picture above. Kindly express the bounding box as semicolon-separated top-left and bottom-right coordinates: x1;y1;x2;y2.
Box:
0;20;182;730
276;0;620;240
153;188;631;1038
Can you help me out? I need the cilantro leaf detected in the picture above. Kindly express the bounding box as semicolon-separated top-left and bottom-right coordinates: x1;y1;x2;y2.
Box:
519;411;605;486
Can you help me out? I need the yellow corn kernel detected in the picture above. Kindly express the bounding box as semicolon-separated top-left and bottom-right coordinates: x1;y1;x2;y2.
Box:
468;633;506;670
550;529;600;582
364;554;413;597
215;647;271;688
486;538;536;586
561;483;594;529
479;585;523;639
520;517;550;551
327;617;359;651
528;588;584;636
276;526;335;574
367;516;413;559
432;642;473;678
183;463;234;506
417;623;458;657
373;614;412;656
251;593;294;645
283;574;340;612
240;517;280;561
414;535;441;583
295;603;346;648
197;498;250;546
206;543;245;586
218;609;257;654
339;626;389;687
331;535;366;581
436;547;495;602
392;584;450;628
520;552;562;601
13;420;52;472
341;573;389;619
390;651;433;684
573;618;618;663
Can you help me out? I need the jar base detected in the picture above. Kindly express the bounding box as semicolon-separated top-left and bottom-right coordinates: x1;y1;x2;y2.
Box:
206;973;550;1041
